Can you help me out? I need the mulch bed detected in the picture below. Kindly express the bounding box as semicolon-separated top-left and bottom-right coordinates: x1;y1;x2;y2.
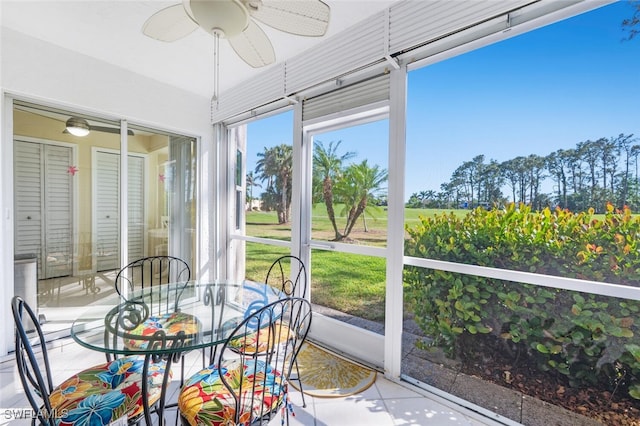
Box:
458;336;640;425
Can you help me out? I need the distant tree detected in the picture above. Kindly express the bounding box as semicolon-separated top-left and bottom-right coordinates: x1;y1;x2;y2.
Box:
410;128;639;212
565;148;586;209
406;192;422;208
502;157;521;204
600;137;618;195
245;171;261;210
612;134;636;207
577;140;601;209
632;144;640;206
471;155;486;205
481;159;505;206
546;149;570;208
525;154;547;209
450;155;484;206
438;182;457;208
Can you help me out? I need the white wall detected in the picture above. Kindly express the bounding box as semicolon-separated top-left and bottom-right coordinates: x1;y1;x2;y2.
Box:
0;27;214;357
2;28;211;132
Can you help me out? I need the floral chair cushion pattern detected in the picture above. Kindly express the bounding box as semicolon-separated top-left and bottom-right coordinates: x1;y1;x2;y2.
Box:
178;359;284;426
49;355;169;425
227;322;291;355
124;311;202;350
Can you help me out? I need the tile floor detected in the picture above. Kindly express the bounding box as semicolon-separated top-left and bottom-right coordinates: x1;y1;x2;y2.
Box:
0;336;510;426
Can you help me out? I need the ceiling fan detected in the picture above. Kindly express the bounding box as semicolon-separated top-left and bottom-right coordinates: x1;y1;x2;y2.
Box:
63;117;134;137
13;104;134;137
142;0;331;68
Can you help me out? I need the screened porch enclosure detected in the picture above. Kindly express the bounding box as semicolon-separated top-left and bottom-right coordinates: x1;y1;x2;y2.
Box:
3;0;639;424
218;1;640;424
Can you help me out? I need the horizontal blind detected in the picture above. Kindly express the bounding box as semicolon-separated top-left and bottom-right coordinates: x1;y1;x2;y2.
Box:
302;74;390;122
388;0;535;54
212;63;285;123
286;10;387;95
213;0;584;124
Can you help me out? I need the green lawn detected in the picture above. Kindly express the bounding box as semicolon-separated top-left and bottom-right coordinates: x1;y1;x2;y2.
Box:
244;206;463;322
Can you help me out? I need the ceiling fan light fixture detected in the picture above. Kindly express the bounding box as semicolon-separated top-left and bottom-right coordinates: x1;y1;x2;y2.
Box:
186;0;249;37
65;117;90;137
145;0;330;68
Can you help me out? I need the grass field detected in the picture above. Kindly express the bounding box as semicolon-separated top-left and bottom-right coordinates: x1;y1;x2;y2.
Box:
245;205;459;244
244;206;460;322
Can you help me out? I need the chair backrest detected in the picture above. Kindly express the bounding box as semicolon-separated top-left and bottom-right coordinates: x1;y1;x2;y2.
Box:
115;255;190;293
219;297;312;424
11;296;57;426
265;255;307;298
115;256;191;318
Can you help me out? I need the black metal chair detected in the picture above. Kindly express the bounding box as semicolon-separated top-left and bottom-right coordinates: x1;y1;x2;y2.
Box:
265;255;309;405
210;255;310;403
178;297;312;426
265;255;308;298
11;295;169;426
114;255;191;299
113;256;198;385
218;255;310;397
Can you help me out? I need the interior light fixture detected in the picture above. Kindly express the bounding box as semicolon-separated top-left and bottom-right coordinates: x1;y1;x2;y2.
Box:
65;117;90;137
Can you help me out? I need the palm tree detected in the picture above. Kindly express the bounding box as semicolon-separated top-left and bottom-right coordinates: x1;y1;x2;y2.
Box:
255;144;293;223
335;160;388;240
313;140;356;240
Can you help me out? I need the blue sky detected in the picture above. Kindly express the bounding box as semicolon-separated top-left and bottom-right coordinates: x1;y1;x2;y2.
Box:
247;1;639;201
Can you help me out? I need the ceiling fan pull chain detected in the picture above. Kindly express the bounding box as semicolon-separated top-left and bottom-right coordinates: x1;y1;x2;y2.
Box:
213;31;220;110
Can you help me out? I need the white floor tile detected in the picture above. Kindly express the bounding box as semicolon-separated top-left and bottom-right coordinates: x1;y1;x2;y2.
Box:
386;396;492;425
2;337;508;426
315;398;396;425
375;376;423;399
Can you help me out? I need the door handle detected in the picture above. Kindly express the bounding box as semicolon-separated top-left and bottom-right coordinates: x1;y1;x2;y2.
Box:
310;241;336;250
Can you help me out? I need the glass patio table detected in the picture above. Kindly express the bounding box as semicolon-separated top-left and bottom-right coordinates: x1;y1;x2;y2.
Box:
70;280;283;424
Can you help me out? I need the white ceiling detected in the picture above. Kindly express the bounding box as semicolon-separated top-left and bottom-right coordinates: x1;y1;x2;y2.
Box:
1;0;398;99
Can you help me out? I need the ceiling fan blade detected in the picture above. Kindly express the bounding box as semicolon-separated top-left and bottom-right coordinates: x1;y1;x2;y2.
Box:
227;20;276;68
142;4;198;42
90;126;135;136
248;0;330;37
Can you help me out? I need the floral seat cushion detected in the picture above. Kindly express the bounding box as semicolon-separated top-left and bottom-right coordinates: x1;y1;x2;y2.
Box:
225;321;291;355
48;355;170;425
124;311;202;350
178;359;284;426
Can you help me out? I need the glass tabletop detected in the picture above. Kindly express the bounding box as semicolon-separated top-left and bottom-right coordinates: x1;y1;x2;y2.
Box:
70;281;283;356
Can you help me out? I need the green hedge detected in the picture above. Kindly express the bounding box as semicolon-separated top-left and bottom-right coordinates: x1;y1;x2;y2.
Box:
404;203;640;399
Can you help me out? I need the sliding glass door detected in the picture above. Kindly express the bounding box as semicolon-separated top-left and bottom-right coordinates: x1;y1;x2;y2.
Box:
12;100;197;337
303;111;389;367
227;101;390;367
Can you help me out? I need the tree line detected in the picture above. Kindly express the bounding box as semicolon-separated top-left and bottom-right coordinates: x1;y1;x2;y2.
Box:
406;134;640;213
